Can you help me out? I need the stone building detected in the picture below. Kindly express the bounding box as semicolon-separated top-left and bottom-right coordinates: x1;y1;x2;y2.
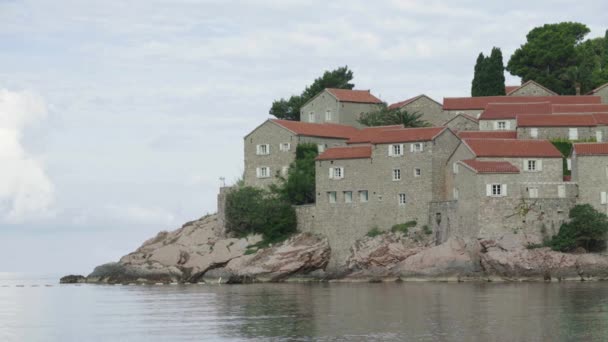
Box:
243;119;358;187
516;114;600;141
443;113;479;132
505;80;558;97
571;143;608;214
388;94;445;126
477;102;552;131
299;88;383;128
588;83;608;104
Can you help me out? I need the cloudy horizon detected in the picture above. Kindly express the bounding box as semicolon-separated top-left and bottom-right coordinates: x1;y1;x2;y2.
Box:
1;0;606;275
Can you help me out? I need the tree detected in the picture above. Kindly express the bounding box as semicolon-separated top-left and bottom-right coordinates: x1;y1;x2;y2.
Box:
548;204;608;253
270;66;355;121
471;48;506;96
507;22;591;95
357;105;429;127
271;143;318;205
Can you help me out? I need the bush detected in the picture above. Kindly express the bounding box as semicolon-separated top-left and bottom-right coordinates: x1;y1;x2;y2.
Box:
391;220;417;234
271;143;318;205
547;204;608;253
224;186;297;243
367;227;383;237
422;225;432;235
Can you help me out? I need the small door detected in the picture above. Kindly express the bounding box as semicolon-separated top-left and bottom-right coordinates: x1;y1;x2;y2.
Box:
597;130;603;142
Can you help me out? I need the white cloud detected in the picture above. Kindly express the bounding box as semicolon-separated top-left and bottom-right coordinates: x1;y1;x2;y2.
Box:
0;89;54;223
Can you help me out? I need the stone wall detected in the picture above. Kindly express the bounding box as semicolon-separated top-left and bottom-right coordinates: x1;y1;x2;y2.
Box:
508;82;555;97
429;200;458;244
217;186;234;236
516;126;597;141
573;154;608;214
444;115;479;131
300;90;381;128
401;95;446;126
478;119;516;131
594;85;608;104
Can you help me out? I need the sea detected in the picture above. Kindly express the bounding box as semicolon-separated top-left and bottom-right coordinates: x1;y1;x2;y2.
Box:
1;273;608;341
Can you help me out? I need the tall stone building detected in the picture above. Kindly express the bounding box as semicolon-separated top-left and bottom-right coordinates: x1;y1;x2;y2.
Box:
299;88;383;128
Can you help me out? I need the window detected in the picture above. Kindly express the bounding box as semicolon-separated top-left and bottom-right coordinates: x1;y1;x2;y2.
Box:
344;191;352;203
309;112;315;123
530;128;538;138
392;169;401;181
558;185;566;198
486;183;507;197
329;167;344;179
318;144;326;153
453;188;459;200
528;187;539;198
389;144;403;156
411;143;423;152
497;121;507;130
256;167;270;178
414;168;421;177
453;163;459;174
359;190;369;203
325;110;332;121
398;193;407;205
281;166;289;176
569;128;578;140
524;159;542;172
279;143;291;152
256;144;270;155
328;192;337;203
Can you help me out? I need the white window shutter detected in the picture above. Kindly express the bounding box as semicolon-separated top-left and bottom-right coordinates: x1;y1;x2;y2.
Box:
256;168;260;178
388;145;393;156
399;144;404;155
523;159;528;170
537;159;543;171
256;145;260;154
506;121;511;130
486;184;492;196
329;168;333;179
266;144;270;154
502;184;508;196
493;121;498;130
339;167;344;179
601;192;607;204
420;144;424;152
410;144;414;152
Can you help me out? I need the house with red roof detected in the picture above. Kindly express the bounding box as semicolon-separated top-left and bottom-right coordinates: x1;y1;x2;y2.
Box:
588;83;608;104
516;114;602;141
299;88;383;128
571;142;608;213
387;94;445;126
505;80;558;97
243;119;360;187
477;102;552;131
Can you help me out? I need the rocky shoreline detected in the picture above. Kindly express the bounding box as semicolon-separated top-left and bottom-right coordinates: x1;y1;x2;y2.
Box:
61;214;608;284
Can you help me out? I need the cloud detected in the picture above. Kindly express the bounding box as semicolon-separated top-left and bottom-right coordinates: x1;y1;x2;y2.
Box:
0;89;54;223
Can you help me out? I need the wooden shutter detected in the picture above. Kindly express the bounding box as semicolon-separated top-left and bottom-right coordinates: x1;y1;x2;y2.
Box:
486;184;492;196
410;144;414;152
328;168;333;179
339;167;344;179
388;145;393;156
399;144;404;155
601;192;607;204
502;184;508;196
506;121;511;130
537;159;543;171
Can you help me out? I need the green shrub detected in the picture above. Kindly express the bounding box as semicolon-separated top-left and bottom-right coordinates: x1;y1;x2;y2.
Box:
391;221;417;234
225;186;297;243
271;143;318;205
526;243;544;249
367;227;383;237
422;225;432;235
547;204;608;252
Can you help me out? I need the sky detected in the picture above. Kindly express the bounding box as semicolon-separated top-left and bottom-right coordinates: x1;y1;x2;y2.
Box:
1;0;606;276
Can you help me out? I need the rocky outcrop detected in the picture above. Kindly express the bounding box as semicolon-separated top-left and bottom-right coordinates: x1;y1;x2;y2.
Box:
82;214;331;284
59;274;86;284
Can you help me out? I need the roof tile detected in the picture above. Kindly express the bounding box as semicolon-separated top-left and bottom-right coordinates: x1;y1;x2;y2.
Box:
552;104;608;113
443;96;601;110
479;102;552;120
457;131;517;139
326;88;383;104
370;127;446;144
463;139;563;158
573;143;608;156
347;125;404;144
316;145;372;160
517;114;597;127
460;159;520;173
271;119;359;139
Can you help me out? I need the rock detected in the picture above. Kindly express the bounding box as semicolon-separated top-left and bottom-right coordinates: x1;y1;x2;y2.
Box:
59;274;86;284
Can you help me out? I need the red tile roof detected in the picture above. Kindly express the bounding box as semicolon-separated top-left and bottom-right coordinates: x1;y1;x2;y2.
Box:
505;85;520;95
370;127;447;144
387;95;440;110
460;159;520;174
479;102;552;120
573;143;608;156
347;125;404;144
271;119;359;139
552;104;608;113
326;88;383;104
457;131;517;139
463;139;563;158
593;113;608;125
316;145;372;160
443;95;601;110
517;114;597;127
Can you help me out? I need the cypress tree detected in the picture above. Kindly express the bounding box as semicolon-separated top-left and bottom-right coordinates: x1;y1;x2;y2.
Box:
488;47;506;95
471;53;485;96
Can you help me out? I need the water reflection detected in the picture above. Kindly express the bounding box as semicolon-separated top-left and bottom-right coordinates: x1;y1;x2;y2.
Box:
1;280;608;341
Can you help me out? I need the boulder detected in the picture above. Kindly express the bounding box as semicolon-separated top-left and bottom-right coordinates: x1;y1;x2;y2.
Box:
59;274;86;284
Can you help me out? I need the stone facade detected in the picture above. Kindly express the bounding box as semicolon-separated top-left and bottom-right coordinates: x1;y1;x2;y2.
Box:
590;84;608;104
300;89;381;128
393;95;446;126
572;154;608;214
478;119;516;131
443;109;483;121
507;81;557;97
443;114;479;131
516;126;600;141
243;120;348;187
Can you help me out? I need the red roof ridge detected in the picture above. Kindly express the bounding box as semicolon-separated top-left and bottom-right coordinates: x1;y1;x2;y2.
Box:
459;159;520;174
269;119;359;139
325;88;383;104
573;142;608;156
369;127;447;144
462;138;562;158
316;145;372;160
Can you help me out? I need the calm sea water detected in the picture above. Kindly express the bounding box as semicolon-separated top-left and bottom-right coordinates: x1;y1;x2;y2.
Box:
1;274;608;341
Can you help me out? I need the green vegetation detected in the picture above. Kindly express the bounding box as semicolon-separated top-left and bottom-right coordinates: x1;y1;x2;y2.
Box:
471;47;506;96
507;23;608;95
357;105;429;127
551;138;596;176
547;204;608;252
271;143;318;205
269;66;354;121
391;220;417;234
422;225;433;235
366;227;383;238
